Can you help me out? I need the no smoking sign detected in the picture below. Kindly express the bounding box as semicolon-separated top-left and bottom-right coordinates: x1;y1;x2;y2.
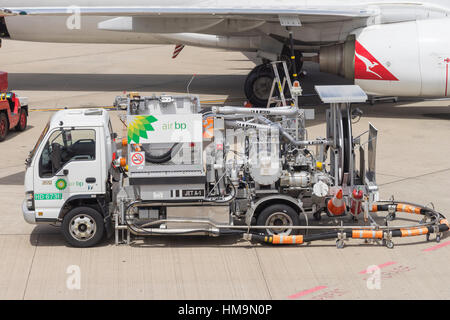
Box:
131;152;145;166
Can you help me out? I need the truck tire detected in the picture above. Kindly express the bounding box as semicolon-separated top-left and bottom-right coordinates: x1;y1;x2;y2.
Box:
257;204;300;236
0;113;8;142
15;109;27;131
62;206;105;248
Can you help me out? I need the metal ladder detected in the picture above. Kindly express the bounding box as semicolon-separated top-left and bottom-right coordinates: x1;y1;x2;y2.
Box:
265;61;302;108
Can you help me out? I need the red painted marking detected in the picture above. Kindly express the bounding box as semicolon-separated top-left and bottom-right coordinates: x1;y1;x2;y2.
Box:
288;286;327;299
445;59;449;96
423;240;450;252
172;44;185;59
355;41;399;81
359;261;397;274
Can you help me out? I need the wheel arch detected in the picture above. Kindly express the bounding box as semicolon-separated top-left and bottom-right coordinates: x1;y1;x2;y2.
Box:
58;195;107;220
246;194;302;225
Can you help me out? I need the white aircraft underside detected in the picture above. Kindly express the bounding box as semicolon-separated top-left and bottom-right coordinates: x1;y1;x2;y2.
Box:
1;0;450;102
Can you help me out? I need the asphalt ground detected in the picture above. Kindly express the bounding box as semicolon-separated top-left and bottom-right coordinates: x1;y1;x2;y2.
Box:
0;40;449;300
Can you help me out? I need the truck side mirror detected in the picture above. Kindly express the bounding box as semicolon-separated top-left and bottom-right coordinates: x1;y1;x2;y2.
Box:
55;169;69;177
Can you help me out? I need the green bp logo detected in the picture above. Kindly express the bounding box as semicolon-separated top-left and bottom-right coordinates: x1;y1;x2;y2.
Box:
128;116;158;144
55;179;67;191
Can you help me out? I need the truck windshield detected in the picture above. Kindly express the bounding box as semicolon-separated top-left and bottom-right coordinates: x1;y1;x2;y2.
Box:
26;122;50;167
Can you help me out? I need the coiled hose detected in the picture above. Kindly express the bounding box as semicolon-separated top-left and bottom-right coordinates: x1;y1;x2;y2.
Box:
143;143;183;164
247;201;449;246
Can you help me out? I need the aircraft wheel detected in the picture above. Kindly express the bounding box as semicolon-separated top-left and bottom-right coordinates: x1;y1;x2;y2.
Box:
0;113;8;142
244;64;275;107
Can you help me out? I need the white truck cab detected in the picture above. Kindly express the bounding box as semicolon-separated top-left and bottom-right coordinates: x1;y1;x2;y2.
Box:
23;108;117;247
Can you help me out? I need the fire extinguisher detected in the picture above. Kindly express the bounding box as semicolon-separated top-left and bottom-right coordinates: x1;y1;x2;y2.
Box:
350;189;364;216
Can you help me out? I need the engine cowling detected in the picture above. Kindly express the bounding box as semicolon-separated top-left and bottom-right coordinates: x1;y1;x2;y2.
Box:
320;18;450;97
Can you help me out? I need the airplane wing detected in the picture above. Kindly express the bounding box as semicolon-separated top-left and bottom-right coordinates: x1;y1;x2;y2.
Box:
0;6;375;23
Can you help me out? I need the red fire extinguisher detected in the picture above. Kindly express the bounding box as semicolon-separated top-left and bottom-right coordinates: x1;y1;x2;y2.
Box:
350;189;364;216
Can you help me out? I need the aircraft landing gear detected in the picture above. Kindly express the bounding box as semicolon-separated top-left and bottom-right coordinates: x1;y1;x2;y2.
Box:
244;48;304;107
280;46;304;78
244;64;275;107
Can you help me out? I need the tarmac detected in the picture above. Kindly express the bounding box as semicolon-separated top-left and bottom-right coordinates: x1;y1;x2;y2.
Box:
0;40;449;300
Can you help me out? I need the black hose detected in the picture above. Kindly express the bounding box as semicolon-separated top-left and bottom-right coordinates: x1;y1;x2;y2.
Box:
143;143;182;164
303;232;346;242
219;229;246;236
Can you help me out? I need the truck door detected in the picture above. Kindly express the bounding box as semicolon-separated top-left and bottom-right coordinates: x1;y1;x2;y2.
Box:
33;127;102;221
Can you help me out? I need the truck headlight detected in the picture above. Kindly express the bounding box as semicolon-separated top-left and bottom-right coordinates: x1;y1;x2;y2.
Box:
26;192;35;211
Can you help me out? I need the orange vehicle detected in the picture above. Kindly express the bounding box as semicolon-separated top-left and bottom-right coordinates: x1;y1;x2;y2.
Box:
0;72;28;141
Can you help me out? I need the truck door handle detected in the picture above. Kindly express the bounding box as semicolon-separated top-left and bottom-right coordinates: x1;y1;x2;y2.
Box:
86;178;96;184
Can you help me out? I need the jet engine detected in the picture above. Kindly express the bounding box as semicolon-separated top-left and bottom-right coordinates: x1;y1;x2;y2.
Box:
320;18;450;97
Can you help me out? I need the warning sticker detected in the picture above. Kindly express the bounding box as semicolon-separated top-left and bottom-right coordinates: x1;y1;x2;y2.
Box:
131;152;145;166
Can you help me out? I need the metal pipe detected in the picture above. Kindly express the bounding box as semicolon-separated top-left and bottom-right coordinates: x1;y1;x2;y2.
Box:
257;116;332;147
213;105;299;116
127;218;437;231
226;121;273;130
128;226;221;236
126;200;232;210
222;115;259;120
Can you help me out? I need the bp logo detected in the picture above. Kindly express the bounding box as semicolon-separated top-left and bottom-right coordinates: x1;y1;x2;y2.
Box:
55;179;67;191
128;116;158;144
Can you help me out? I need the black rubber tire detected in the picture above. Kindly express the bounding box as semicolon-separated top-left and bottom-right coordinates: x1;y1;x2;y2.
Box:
244;64;275;107
62;206;105;248
15;109;27;131
0;113;8;142
257;204;300;236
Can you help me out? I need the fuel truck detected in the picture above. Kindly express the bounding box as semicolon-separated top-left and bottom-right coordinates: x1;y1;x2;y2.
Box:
22;64;449;248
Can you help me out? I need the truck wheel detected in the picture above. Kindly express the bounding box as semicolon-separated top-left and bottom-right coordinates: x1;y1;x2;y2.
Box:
0;113;8;142
15;109;27;131
257;204;300;236
62;207;105;248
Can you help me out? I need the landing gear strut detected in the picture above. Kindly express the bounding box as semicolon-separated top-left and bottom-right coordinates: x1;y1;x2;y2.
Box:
244;47;304;107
